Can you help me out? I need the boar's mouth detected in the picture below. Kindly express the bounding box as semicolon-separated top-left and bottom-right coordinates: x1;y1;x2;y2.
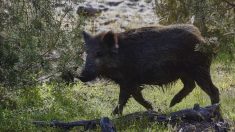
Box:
78;71;97;82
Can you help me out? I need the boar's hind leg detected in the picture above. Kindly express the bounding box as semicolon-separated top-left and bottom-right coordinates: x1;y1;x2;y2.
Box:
194;69;220;104
112;85;131;115
170;76;196;107
132;89;153;110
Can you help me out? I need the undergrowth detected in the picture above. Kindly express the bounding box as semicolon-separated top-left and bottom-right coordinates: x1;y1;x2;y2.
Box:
0;62;234;131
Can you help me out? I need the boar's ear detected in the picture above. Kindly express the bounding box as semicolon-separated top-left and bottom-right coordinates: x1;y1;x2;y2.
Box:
82;31;92;44
103;31;119;49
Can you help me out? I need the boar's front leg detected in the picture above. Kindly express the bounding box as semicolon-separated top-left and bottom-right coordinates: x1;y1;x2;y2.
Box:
132;89;153;110
112;84;131;115
170;76;196;107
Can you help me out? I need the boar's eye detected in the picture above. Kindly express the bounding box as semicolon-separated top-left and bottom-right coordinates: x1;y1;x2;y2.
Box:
96;51;104;57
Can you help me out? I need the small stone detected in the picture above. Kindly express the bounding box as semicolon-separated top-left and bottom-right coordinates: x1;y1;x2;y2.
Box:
139;4;146;8
138;8;144;12
99;4;106;8
115;14;121;18
129;0;140;2
126;2;136;7
145;0;152;3
105;0;124;6
98;4;109;11
77;6;102;16
102;19;117;25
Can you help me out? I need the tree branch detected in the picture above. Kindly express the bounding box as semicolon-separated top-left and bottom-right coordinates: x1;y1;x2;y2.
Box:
222;0;235;8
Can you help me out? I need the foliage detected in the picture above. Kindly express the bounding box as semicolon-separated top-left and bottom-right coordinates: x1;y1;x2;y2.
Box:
0;0;85;88
0;0;234;131
0;63;234;131
0;83;100;131
155;0;235;61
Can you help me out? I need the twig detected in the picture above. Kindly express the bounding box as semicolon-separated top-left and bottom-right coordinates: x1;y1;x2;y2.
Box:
222;0;235;8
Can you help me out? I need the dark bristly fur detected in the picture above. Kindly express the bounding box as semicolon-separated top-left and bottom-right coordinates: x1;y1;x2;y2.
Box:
79;24;220;115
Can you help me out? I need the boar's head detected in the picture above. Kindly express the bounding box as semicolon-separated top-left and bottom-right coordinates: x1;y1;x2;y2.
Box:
79;31;119;82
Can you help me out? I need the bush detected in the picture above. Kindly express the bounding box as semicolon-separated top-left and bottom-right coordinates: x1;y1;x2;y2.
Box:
0;0;85;88
155;0;235;62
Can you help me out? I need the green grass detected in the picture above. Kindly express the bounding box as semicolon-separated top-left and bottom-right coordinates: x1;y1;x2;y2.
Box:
0;62;235;131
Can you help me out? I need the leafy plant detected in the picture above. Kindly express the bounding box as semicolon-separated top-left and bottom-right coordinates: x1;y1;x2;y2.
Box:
155;0;235;61
0;0;85;88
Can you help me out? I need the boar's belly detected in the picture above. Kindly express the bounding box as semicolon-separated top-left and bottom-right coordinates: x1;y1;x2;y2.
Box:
137;64;181;85
140;72;180;85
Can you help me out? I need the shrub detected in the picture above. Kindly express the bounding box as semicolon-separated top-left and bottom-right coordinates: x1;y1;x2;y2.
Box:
155;0;235;62
0;0;85;88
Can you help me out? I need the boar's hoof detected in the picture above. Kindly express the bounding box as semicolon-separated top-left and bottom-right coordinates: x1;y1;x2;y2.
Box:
169;99;178;107
112;106;123;116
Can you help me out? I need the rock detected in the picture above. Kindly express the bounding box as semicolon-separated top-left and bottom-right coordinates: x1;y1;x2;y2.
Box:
126;2;137;7
145;0;152;3
102;19;117;25
98;4;109;11
100;117;116;132
115;14;121;18
128;0;140;2
138;8;144;12
77;6;102;16
139;4;146;8
105;0;124;6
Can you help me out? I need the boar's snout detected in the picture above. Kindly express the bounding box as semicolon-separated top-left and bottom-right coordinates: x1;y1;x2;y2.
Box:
79;70;97;82
78;76;93;82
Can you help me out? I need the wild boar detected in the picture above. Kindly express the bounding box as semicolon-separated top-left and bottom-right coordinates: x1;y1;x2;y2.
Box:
79;24;220;115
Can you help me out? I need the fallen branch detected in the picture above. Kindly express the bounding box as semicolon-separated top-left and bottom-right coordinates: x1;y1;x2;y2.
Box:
33;104;229;131
33;118;116;131
33;119;99;130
